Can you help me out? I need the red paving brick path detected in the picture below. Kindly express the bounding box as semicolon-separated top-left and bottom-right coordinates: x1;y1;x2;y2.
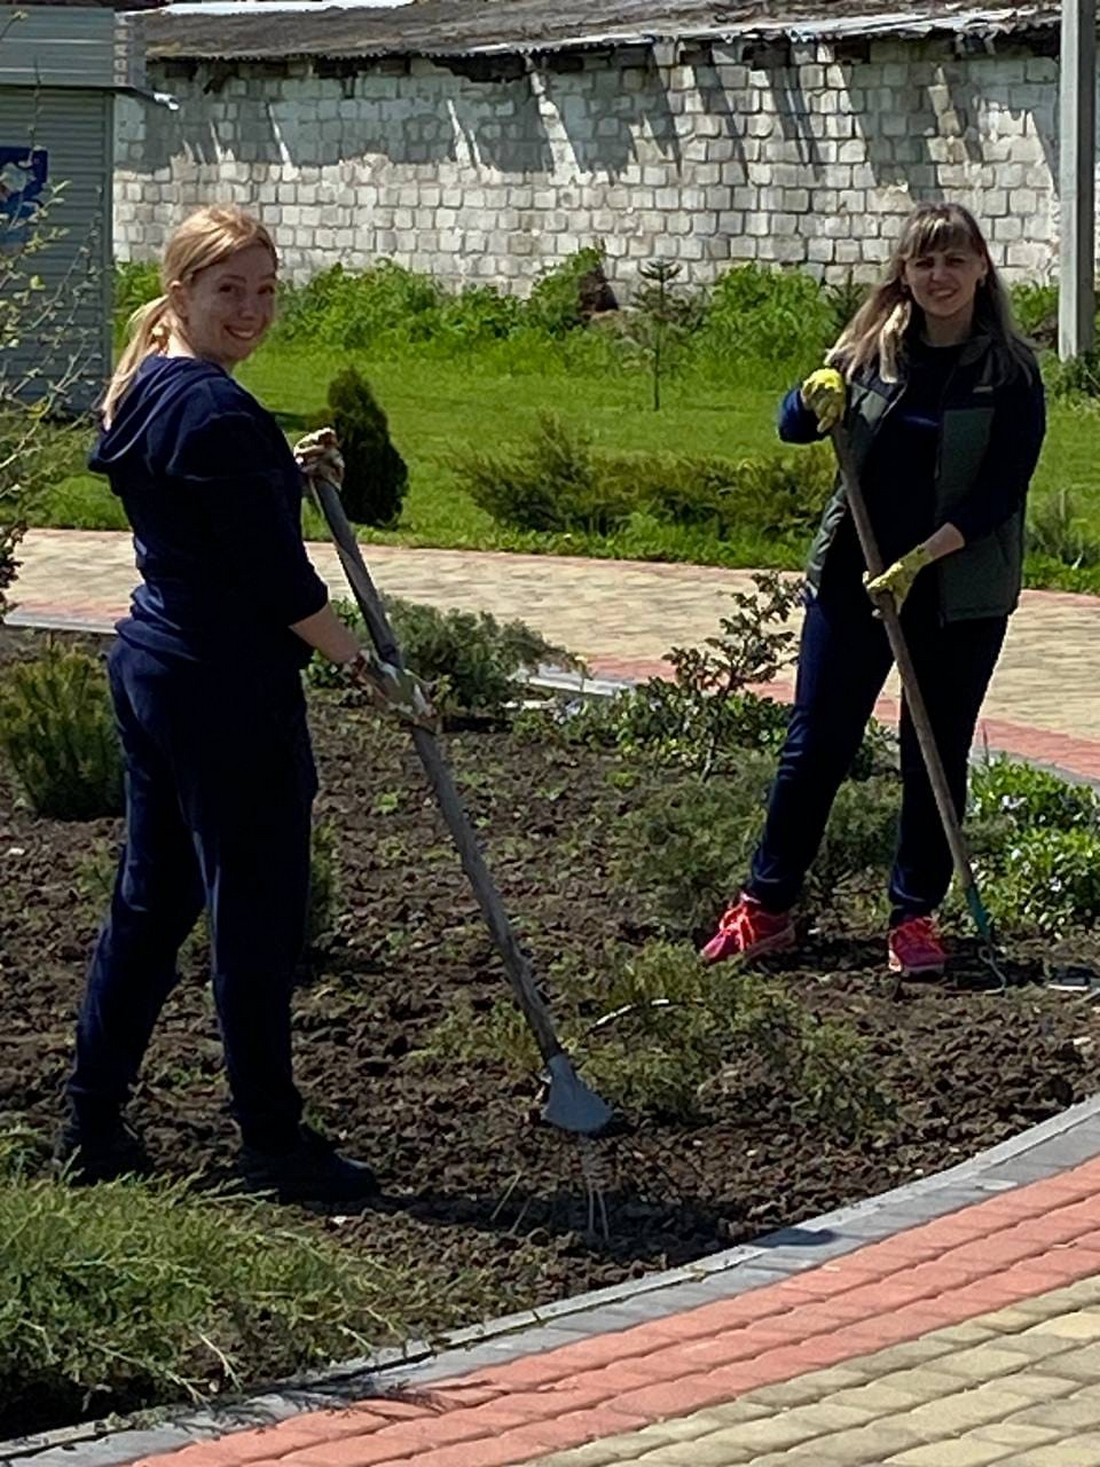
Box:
591;660;1100;783
15;530;1100;781
131;1156;1100;1467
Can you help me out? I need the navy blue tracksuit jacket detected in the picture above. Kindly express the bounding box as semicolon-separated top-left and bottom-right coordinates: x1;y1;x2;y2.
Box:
69;356;329;1148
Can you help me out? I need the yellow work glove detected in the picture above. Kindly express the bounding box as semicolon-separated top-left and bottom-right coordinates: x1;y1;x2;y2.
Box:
864;545;934;614
800;367;847;433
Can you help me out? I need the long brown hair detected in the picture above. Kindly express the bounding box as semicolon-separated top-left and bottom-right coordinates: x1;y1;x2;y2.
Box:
827;202;1030;383
102;205;277;425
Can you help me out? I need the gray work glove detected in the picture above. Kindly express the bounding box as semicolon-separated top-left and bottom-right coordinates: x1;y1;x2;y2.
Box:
293;426;345;492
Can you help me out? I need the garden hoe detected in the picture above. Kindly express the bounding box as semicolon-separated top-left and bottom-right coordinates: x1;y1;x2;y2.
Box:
303;455;614;1137
830;425;1008;994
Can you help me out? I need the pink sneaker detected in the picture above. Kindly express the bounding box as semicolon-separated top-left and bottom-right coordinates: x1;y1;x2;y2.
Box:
700;894;796;965
888;916;946;976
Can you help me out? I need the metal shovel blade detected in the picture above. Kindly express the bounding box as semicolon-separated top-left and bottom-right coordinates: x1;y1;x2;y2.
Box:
542;1053;615;1135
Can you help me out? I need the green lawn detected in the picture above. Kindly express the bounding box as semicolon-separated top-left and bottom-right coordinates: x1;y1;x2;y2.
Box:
29;346;1100;591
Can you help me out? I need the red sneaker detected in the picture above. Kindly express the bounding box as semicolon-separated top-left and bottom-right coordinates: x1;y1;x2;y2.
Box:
888;915;946;976
700;894;796;965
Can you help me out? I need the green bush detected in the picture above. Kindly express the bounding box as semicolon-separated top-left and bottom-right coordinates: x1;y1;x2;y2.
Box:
963;757;1100;936
693;262;836;375
274;250;611;357
456;413;633;535
113;260;162;337
276;260;444;352
1011;281;1059;342
0;641;123;819
523;570;803;773
581;943;890;1134
637;443;834;542
455;416;835;543
421;940;892;1132
308;595;578;722
434;282;526;348
523;572;832;779
609;763;774;938
525;246;611;336
1043;348;1100;401
413;992;539;1076
807;775;899;904
981;825;1100;936
1027;489;1100;570
0;1167;420;1432
323;366;408;527
611;763;901;941
549;683;794;768
969;756;1100;833
824;272;872;339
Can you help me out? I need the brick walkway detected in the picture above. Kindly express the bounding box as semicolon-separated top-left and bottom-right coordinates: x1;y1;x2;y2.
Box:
117;1147;1100;1466
66;1114;1100;1461
12;528;1100;778
4;531;1100;1466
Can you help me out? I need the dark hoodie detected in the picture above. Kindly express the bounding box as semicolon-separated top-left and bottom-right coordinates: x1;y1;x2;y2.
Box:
92;355;328;667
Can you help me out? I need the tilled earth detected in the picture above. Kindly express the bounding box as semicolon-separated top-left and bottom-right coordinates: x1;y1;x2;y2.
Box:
3;629;1100;1423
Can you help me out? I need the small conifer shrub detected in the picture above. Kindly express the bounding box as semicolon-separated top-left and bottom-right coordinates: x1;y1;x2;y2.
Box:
325;367;408;527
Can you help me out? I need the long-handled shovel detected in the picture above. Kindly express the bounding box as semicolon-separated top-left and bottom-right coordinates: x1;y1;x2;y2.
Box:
830;425;1007;990
307;472;614;1135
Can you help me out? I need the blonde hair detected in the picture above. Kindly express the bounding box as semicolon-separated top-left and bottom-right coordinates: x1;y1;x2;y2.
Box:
827;202;1029;384
102;205;277;425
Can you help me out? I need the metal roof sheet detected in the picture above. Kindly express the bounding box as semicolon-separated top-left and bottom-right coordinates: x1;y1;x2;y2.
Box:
138;0;1060;63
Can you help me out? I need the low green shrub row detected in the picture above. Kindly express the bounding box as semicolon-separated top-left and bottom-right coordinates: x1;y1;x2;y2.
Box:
114;254;1092;396
453;413;835;544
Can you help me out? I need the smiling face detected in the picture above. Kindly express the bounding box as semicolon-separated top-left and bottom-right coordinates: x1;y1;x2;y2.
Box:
167;242;277;369
902;239;989;335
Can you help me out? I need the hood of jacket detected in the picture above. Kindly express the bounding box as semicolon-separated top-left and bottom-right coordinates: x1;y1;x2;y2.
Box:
90;356;230;482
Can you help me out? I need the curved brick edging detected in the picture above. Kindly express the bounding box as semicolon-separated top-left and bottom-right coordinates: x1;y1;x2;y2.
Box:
118;1160;1100;1467
11;528;1100;778
13;620;1100;787
5;1093;1100;1467
579;660;1100;786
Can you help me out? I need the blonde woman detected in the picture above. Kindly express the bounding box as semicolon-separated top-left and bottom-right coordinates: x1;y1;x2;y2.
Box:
703;202;1046;977
58;206;412;1198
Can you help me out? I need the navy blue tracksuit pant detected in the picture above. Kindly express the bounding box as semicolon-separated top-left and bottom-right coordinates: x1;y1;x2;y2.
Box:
746;590;1007;925
68;639;317;1150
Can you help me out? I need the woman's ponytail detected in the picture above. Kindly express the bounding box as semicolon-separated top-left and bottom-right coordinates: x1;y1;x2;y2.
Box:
100;294;173;426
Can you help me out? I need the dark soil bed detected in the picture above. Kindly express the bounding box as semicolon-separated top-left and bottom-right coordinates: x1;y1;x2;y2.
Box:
2;628;1099;1436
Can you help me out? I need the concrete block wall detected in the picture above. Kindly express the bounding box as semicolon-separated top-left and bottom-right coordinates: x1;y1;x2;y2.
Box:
114;36;1061;291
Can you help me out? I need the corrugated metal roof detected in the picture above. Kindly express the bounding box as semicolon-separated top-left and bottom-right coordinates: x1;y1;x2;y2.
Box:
138;0;1060;63
30;0;164;12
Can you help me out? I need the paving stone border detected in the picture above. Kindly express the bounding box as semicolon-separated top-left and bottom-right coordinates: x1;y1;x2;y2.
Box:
5;1091;1100;1467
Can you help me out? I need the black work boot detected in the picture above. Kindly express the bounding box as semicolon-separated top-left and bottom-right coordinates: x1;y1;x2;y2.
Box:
53;1116;152;1185
239;1124;378;1204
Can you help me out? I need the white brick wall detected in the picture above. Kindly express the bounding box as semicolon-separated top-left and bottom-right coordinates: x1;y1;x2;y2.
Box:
114;37;1064;291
